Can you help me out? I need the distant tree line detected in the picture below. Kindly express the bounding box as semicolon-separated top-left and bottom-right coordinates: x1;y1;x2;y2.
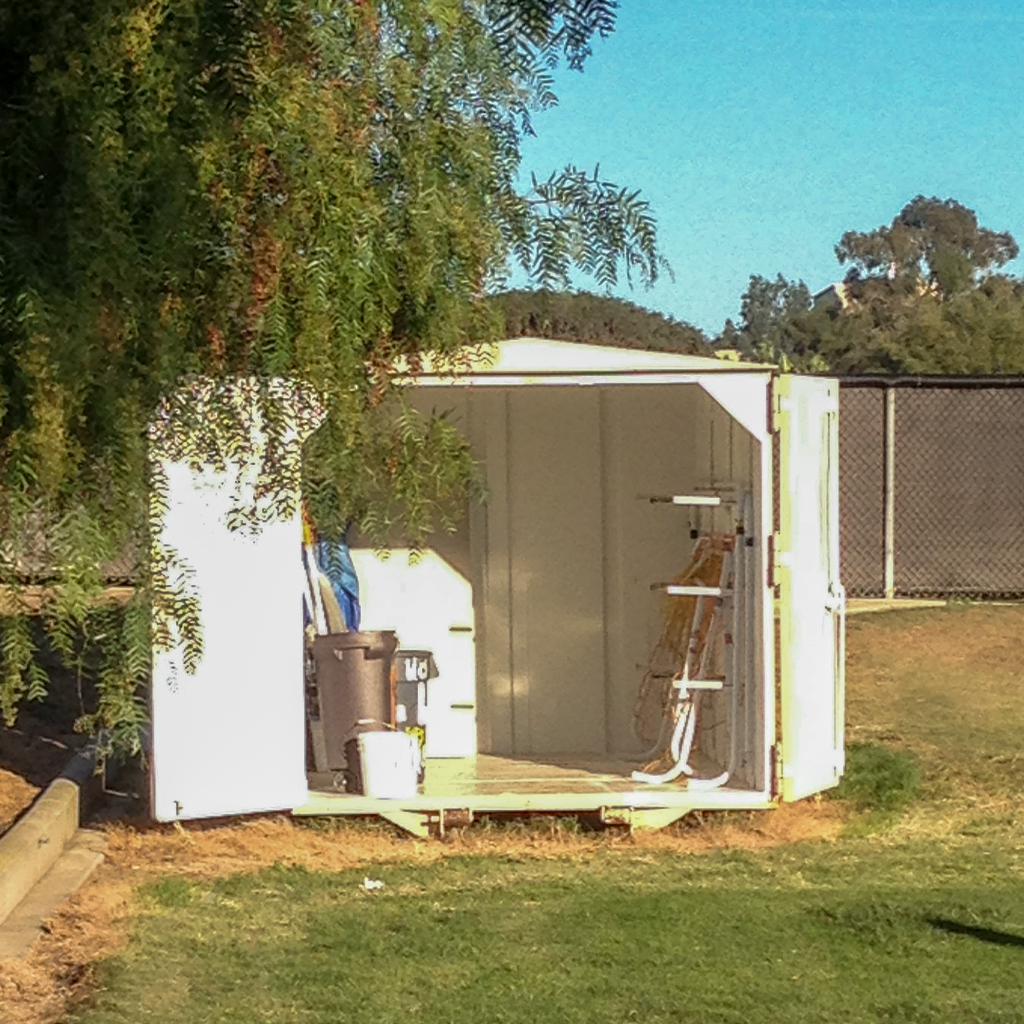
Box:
498;196;1024;375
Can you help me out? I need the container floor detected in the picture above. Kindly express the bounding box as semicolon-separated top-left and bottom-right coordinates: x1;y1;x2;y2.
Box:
295;751;770;823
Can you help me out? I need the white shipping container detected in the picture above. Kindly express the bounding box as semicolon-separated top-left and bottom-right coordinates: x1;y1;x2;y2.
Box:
149;339;844;835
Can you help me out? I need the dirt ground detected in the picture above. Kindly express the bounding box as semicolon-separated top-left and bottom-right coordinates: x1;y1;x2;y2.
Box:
0;768;40;835
0;798;847;1024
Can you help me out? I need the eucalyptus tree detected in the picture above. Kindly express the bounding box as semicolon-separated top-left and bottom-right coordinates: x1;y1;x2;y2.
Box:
836;195;1019;297
718;199;1024;375
817;198;1024;373
0;0;666;750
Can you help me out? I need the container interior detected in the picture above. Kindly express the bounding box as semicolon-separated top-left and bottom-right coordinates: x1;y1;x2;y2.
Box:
338;381;769;796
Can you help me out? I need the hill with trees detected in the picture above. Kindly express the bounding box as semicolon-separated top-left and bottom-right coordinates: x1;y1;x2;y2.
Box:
492;289;711;354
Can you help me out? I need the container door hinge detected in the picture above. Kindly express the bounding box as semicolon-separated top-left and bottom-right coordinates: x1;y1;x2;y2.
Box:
770;744;782;798
769;533;787;590
771;391;792;433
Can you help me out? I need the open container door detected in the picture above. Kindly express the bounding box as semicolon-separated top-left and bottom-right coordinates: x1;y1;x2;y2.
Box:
149;378;321;822
150;461;308;821
774;374;845;801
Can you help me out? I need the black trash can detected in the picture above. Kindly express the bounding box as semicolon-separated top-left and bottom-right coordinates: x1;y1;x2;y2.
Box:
311;630;399;784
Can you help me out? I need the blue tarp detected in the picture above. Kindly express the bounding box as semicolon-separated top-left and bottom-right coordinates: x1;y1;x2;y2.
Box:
315;536;361;632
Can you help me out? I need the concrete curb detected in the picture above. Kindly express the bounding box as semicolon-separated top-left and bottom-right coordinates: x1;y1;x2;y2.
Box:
0;829;107;959
0;749;100;930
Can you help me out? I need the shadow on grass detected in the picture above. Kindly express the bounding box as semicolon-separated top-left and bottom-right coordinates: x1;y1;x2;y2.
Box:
928;917;1024;948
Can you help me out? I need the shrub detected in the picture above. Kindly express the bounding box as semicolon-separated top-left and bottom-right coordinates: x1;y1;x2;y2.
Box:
831;743;920;813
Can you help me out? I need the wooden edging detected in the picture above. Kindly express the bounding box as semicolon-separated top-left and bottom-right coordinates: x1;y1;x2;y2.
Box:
0;586;135;615
846;598;1024;615
845;598;947;615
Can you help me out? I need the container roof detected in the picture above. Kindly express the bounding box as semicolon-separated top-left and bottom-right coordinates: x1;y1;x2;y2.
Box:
413;337;775;378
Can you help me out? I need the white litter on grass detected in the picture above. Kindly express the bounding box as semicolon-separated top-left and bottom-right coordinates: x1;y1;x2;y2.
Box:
362;877;384;892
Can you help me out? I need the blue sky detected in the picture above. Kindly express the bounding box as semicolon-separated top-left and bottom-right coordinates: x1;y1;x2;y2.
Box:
513;0;1024;336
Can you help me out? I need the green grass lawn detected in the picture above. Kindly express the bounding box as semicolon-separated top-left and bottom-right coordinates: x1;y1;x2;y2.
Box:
68;605;1024;1024
74;842;1024;1024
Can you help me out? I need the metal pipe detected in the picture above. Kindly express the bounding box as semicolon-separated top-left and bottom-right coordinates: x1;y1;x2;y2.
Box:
661;584;724;597
883;387;896;600
730;507;745;785
734;500;747;782
679;550;737;791
688;583;731;788
838;374;1024;388
633;544;744;790
744;491;758;775
691;494;758;792
631;587;714;786
631;695;695;785
727;526;743;780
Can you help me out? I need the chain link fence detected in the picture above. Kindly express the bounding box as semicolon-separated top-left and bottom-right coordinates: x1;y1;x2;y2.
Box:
840;378;1024;599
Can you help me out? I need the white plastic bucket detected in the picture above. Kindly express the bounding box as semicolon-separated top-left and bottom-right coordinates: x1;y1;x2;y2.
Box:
357;731;421;799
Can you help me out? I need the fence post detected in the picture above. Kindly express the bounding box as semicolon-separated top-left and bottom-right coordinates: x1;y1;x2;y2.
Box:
883;385;896;599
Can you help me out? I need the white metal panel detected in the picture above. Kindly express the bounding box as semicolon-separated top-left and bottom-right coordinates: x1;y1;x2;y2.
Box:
506;388;606;755
776;375;845;801
600;385;701;755
405;337;775;378
698;374;772;443
472;391;515;755
151;461;307;821
351;549;476;758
